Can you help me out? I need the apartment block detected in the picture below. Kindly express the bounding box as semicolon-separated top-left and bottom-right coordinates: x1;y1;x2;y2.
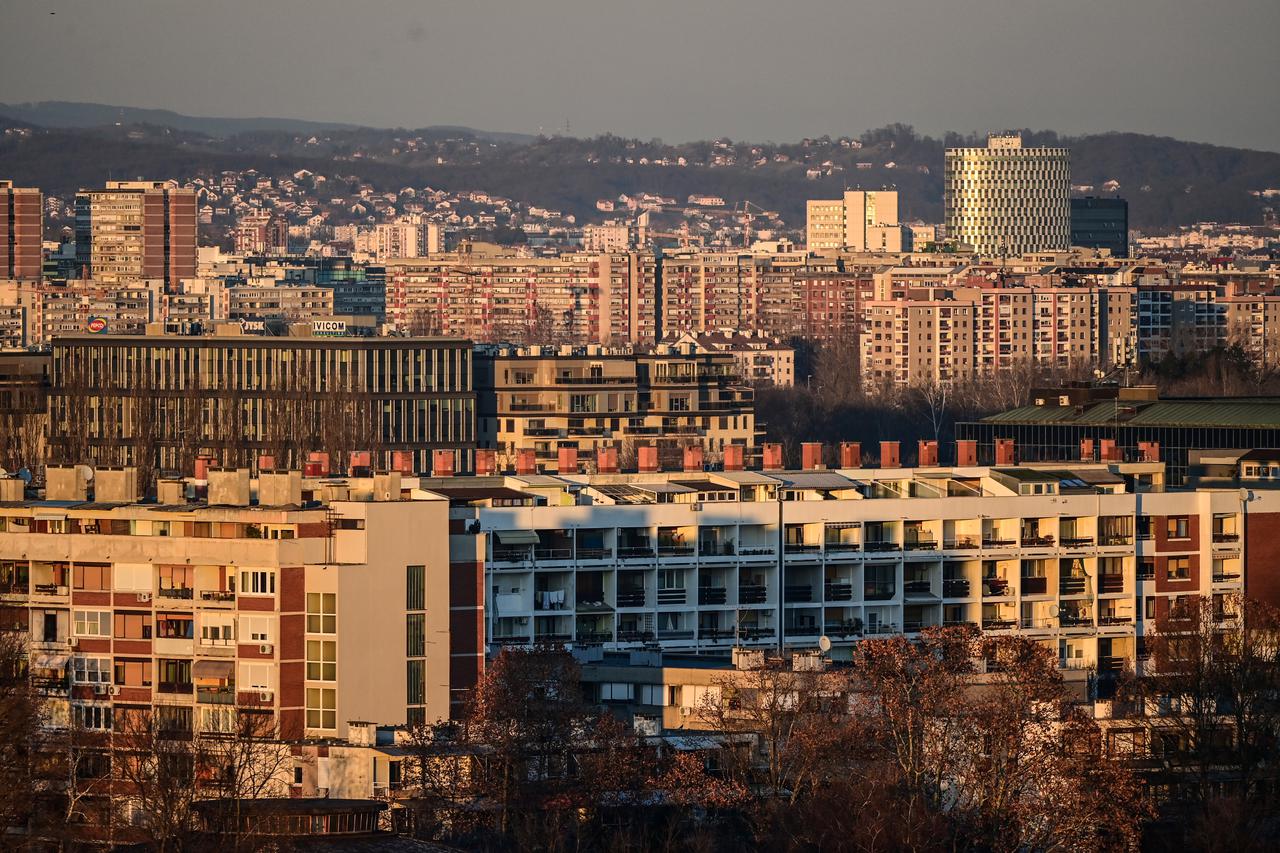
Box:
806;191;904;252
75;181;197;288
945;134;1070;255
474;343;755;469
427;451;1266;678
0;466;466;743
0;181;42;280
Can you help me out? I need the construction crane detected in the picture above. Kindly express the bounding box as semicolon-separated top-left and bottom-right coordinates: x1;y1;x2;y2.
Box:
737;200;771;247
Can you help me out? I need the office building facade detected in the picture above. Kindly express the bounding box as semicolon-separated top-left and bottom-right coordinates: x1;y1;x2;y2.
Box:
1071;197;1129;257
75;181;198;288
945;135;1071;255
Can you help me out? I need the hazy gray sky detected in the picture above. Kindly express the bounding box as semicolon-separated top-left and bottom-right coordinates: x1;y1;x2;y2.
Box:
2;0;1278;150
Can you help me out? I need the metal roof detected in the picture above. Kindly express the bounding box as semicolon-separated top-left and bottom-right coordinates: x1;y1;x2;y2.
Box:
982;398;1280;429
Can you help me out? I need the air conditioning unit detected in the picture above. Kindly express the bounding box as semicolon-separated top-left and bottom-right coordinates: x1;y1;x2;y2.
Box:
691;502;703;512
93;683;108;696
259;691;273;703
68;637;79;648
136;592;152;603
259;643;274;655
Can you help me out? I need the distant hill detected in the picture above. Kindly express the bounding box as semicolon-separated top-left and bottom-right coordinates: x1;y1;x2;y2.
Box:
0;101;536;144
0;107;1276;231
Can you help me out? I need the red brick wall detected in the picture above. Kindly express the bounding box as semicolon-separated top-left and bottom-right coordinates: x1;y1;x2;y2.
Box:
1246;511;1280;608
449;559;484;719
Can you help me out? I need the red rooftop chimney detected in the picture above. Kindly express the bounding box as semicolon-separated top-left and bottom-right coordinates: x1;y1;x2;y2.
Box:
839;441;861;468
597;446;619;474
304;451;328;478
516;449;538;476
557;446;579;475
474;448;497;476
1080;438;1095;462
194;454;216;481
1100;439;1121;462
432;449;455;477
762;443;784;471
802;442;824;471
723;444;745;471
918;440;939;467
1138;441;1160;463
994;438;1016;466
256;454;275;473
390;450;415;475
683;445;704;473
879;441;900;468
955;440;977;467
638;445;660;473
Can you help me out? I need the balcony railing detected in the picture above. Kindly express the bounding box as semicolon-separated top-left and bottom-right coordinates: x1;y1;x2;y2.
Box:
492;635;533;646
982;578;1010;596
1059;614;1093;628
618;630;655;643
944;537;979;550
1059;577;1089;595
865;623;900;635
737;626;776;640
698;627;737;640
864;582;896;601
575;547;612;561
698;587;727;605
863;541;901;553
903;580;936;597
534;632;572;643
1100;535;1133;546
824;542;861;553
823;623;862;638
824;582;854;601
575;631;613;644
739;546;775;557
1022;535;1055;547
784;543;822;554
618;547;655;560
738;584;768;604
200;590;236;602
1213;532;1240;543
943;578;971;598
1213;571;1242;583
196;686;235;704
1099;614;1132;625
784;585;813;603
1098;575;1125;594
158;587;194;600
904;538;938;551
982;618;1017;630
494;547;533;563
656;589;687;606
157;681;194;695
535;548;573;562
1060;537;1095;549
616;590;646;608
1020;576;1048;595
982;537;1016;548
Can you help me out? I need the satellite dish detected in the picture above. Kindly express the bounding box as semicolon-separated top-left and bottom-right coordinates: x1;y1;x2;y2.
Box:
818;635;832;654
77;464;94;482
1239;487;1251;502
1049;604;1060;617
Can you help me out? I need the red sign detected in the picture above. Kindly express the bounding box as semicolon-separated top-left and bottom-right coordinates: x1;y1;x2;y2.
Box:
86;317;108;333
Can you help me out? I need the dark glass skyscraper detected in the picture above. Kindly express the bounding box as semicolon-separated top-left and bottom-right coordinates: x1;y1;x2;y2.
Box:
1070;197;1129;257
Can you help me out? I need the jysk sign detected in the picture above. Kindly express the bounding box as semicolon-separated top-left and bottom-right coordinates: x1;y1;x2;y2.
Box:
86;317;108;334
312;320;347;337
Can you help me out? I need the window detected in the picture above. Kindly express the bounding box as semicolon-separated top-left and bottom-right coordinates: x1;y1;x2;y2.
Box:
73;563;110;591
238;615;274;644
639;684;666;706
1167;557;1191;581
238;570;275;596
306;640;337;681
407;659;424;705
239;662;273;692
158;565;193;593
406;613;424;657
200;614;235;645
600;682;634;702
74;610;111;637
73;704;113;731
306;593;336;634
1166;517;1189;540
157;614;194;639
113;612;152;640
1145;597;1157;619
114;658;152;687
73;656;111;684
406;565;425;611
306;687;337;729
112;563;153;592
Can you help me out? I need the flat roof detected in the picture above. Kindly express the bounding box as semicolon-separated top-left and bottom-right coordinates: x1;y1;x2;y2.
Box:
981;398;1280;429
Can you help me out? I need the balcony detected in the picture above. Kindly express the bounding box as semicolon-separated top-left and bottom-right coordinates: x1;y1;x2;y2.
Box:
158;587;194;601
823;622;862;639
698;587;727;606
197;686;235;705
618;547;655;560
199;590;236;603
737;626;776;641
864;582;896;601
982;618;1017;630
698;627;737;641
1059;614;1093;629
784;543;822;555
1022;535;1055;548
1098;575;1125;594
903;580;936;598
863;541;901;553
904;538;938;552
982;537;1016;549
944;537;979;550
534;632;572;643
1212;532;1240;544
576;631;613;644
575;547;613;561
616;590;646;608
535;548;573;563
656;589;687;606
943;578;971;598
492;635;533;646
738;584;768;604
864;622;899;636
1100;535;1133;547
824;542;861;554
823;582;854;602
982;578;1010;597
1060;537;1095;549
1213;571;1242;584
493;547;533;564
1099;614;1132;626
617;630;655;643
158;681;194;695
784;585;814;603
739;546;775;558
1059;577;1088;595
1020;576;1048;595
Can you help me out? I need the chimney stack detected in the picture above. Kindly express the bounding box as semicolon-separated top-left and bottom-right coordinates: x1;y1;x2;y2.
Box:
516;448;538;476
839;441;861;469
256;454;276;473
1100;439;1122;462
557;446;579;475
304;451;329;478
1080;438;1095;461
194;454;217;481
1138;441;1160;462
683;445;704;473
597;446;619;474
348;450;372;476
762;442;784;471
918;440;939;467
208;468;251;506
474;448;497;476
638;445;660;474
994;438;1016;466
723;444;745;471
95;467;139;503
801;442;824;471
390;450;415;475
879;441;900;468
432;450;455;478
955;439;978;467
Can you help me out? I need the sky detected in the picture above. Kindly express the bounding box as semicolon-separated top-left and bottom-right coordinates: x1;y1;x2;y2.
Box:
2;0;1278;151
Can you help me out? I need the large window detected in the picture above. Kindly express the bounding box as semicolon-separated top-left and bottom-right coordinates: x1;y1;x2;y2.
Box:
114;658;152;687
306;640;337;681
113;612;152;640
306;593;336;633
73;563;111;591
238;569;276;596
74;610;111;637
306;687;336;730
72;656;111;684
406;565;425;611
1166;517;1189;540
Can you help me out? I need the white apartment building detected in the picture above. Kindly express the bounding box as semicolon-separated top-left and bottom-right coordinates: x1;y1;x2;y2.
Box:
430;455;1260;676
945;134;1070;256
806;190;905;252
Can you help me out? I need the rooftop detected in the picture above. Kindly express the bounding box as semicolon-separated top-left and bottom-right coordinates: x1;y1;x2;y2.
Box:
982;397;1280;429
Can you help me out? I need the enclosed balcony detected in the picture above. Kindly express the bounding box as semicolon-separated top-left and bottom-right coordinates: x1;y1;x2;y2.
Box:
903;564;939;600
617;528;655;561
863;521;902;553
823;522;861;554
575;571;611;613
863;563;897;601
697;570;729;606
656;568;689;606
1099;601;1133;626
824;607;863;638
943;603;976;628
575;614;614;645
534;614;572;643
738;573;769;605
615;572;647;609
738;525;776;558
981;603;1016;631
981;519;1018;549
904;521;940;552
535;530;575;564
657;527;696;559
1059;517;1095;550
1020;559;1049;595
1098;558;1126;594
534;573;572;612
784;523;824;557
574;529;613;562
30;562;70;598
863;606;898;636
492;529;537;565
1020;518;1056;548
1059;559;1091;596
697;526;736;559
697;612;737;642
1099;516;1134;547
1212;513;1240;546
823;565;856;602
1058;603;1094;629
943;519;981;550
981;561;1011;597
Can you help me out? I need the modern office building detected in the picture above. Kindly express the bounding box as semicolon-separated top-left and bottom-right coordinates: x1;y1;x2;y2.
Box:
47;333;476;478
422;445;1269;677
474;342;756;470
0;181;42;281
1071;197;1129;257
945;134;1071;256
74;181;198;288
957;385;1280;485
806;191;905;253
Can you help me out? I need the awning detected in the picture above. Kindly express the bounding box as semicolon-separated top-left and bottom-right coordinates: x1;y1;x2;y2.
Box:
495;529;539;545
30;653;69;671
192;660;235;680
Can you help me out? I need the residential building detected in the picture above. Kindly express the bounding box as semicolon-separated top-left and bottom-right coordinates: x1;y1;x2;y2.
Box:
582;224;632;253
425;446;1267;679
1071;197;1129;257
945;135;1071;255
0;181;42;280
0;465;469;747
74;181;197;288
474;343;755;469
48;334;476;476
806;191;905;252
669;331;795;387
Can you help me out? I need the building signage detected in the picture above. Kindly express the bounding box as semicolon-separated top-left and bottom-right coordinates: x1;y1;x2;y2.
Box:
312;319;347;337
86;317;108;334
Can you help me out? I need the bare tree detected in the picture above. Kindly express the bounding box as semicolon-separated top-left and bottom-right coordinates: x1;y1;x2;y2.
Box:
0;633;40;840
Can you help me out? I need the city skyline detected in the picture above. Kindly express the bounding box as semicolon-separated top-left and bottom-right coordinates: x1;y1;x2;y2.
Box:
1;0;1278;152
